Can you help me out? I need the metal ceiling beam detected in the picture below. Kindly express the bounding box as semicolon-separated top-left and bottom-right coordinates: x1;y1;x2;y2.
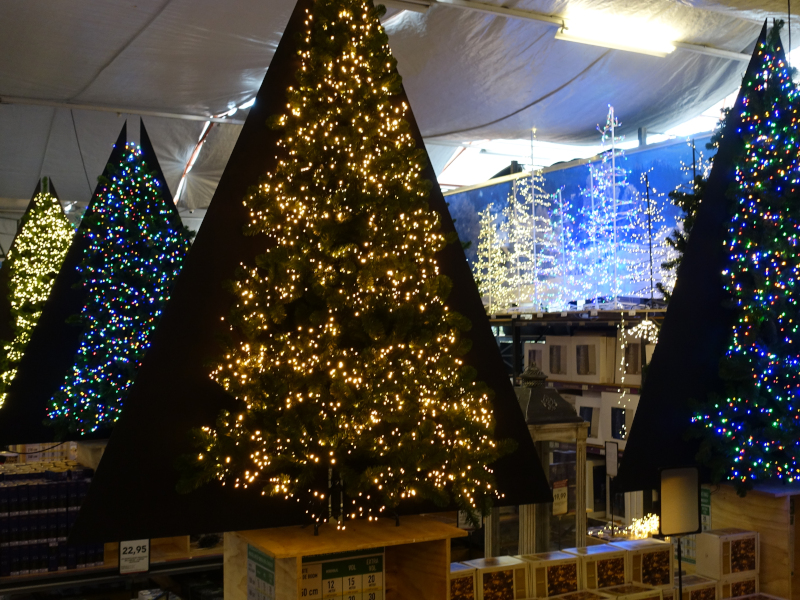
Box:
0;96;246;125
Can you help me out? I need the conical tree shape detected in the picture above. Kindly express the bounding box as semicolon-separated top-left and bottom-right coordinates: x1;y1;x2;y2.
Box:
0;124;128;445
616;23;771;492
0;179;45;347
0;178;75;407
69;0;550;543
690;24;800;492
46;128;192;436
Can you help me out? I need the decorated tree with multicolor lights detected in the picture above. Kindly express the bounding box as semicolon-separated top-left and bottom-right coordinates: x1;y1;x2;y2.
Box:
692;24;800;491
182;0;511;527
47;145;192;436
0;179;74;407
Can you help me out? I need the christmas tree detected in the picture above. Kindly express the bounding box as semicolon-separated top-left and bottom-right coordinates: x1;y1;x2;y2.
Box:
46;143;192;436
183;0;512;526
692;23;800;491
473;204;510;313
0;179;74;407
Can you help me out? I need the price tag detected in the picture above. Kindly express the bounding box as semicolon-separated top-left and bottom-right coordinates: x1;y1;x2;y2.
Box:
119;539;150;574
552;479;568;516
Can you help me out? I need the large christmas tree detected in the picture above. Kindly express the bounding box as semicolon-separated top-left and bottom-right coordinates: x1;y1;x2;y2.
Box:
0;180;74;407
47;144;192;436
692;24;800;491
185;0;511;526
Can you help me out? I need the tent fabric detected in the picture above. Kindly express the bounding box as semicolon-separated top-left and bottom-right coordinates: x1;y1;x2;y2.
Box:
0;0;783;211
68;0;552;544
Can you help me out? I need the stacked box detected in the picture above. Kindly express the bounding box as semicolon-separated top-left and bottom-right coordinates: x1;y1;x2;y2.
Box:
717;573;758;599
462;556;528;600
518;551;580;598
450;563;477;600
612;539;673;589
564;545;628;590
662;574;717;600
549;590;615;600
696;529;758;579
600;584;662;600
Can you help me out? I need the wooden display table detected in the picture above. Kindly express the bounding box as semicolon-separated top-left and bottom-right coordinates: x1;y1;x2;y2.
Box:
224;514;467;600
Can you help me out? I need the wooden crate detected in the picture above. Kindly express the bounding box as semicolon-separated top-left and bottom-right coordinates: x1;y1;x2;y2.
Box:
612;539;674;589
451;563;477;600
518;551;580;598
462;556;528;600
564;545;629;590
697;529;759;580
718;572;760;599
599;584;663;600
225;515;467;600
661;574;718;600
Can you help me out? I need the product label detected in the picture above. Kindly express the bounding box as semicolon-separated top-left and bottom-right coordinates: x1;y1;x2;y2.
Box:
302;548;384;600
248;545;276;600
119;539;149;574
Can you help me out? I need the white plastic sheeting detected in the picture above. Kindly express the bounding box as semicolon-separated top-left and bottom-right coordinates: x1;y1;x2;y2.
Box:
0;0;789;211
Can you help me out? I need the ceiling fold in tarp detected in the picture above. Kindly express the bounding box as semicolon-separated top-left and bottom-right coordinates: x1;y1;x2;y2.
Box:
0;0;786;210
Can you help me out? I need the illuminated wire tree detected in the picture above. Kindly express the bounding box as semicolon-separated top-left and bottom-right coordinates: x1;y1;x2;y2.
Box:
46;145;192;436
502;171;564;311
181;0;511;527
0;179;74;407
692;24;800;491
474;204;510;313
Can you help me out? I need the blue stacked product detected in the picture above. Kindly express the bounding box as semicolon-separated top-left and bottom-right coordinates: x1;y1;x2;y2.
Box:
0;461;105;577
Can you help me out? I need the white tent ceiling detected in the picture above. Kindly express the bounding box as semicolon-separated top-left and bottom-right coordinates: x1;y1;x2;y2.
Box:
0;0;792;226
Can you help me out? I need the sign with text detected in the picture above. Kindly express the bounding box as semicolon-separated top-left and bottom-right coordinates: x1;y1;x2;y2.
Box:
119;539;150;574
552;479;568;516
302;547;384;599
247;545;276;600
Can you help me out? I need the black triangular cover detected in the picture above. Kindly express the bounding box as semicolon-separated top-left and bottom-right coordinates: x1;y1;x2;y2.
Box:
69;0;552;544
0;124;128;445
616;23;770;492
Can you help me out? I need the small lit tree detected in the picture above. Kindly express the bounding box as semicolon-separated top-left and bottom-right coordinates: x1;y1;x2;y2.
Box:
0;179;74;407
474;204;510;313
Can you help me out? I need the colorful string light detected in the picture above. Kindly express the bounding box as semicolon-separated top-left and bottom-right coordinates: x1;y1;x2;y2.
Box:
47;145;192;435
692;25;800;491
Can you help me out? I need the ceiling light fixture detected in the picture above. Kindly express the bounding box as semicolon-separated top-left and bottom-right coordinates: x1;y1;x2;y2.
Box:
555;10;678;58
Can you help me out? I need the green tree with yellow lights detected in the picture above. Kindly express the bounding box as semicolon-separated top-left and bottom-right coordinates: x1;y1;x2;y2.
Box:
183;0;511;526
0;179;74;407
692;23;800;491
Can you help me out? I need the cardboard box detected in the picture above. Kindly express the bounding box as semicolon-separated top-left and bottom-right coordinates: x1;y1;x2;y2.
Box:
451;562;477;600
519;551;580;598
612;539;673;588
696;529;758;579
600;584;662;600
717;572;758;599
564;545;629;589
549;591;615;600
661;574;717;600
463;556;529;600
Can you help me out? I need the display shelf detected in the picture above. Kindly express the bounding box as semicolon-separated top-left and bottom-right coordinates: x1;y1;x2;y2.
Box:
225;515;466;600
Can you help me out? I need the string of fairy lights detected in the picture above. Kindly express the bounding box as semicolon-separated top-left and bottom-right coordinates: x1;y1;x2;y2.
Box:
0;184;74;407
692;27;800;489
188;0;509;529
46;144;191;435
